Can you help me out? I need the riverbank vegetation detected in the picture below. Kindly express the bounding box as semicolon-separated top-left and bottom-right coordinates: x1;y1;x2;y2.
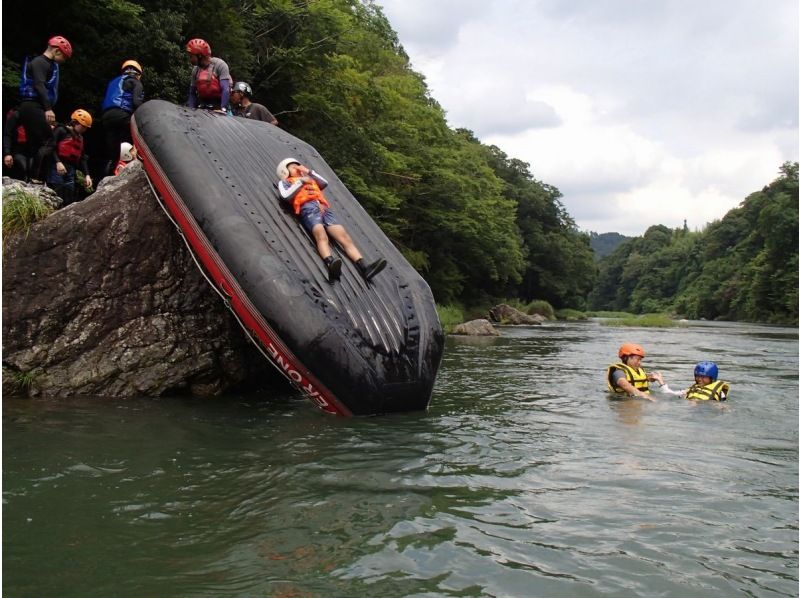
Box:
2;2;796;324
590;163;798;325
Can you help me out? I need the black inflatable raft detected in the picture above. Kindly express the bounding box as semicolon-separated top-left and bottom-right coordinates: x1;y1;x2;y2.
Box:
131;100;444;416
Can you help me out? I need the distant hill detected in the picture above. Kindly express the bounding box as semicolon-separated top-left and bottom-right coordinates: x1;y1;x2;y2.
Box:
588;232;632;260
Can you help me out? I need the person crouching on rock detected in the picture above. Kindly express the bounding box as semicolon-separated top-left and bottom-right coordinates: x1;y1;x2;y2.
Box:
41;109;93;206
114;142;137;175
276;157;386;283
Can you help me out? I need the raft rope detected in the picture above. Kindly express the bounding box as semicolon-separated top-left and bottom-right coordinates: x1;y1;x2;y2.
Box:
142;171;310;394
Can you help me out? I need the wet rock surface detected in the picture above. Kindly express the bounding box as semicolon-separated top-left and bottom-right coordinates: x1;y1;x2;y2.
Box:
2;163;278;398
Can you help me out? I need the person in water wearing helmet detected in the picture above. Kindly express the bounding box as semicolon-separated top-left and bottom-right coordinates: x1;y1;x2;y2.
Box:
17;35;72;181
114;142;138;175
186;38;231;111
276;158;387;283
41;109;93;205
101;59;144;176
607;343;664;401
660;361;729;401
230;81;278;125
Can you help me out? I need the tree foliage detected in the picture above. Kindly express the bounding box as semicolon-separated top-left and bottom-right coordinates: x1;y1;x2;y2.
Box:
2;0;598;308
590;163;798;324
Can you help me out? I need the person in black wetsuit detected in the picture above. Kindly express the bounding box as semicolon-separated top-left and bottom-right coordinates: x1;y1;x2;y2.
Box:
3;108;32;181
17;35;72;181
41;109;93;206
100;59;144;176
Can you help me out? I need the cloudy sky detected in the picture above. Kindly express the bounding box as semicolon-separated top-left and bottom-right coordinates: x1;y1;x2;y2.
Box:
376;0;798;236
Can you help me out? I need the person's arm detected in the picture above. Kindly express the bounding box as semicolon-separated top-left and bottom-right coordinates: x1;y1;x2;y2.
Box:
659;384;687;397
309;170;328;190
31;57;54;110
188;67;198;108
3;112;17;159
278;179;302;202
612;372;655;401
219;79;230;111
128;78;145;110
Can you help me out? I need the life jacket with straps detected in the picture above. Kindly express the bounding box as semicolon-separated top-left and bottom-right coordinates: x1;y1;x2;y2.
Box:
6;109;27;144
55;127;84;165
195;64;222;101
607;362;650;393
286;175;330;215
102;75;135;112
114;160;129;176
19;55;59;106
685;380;729;401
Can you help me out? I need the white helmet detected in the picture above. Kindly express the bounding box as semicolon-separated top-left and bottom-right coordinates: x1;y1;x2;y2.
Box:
120;142;134;162
276;157;301;179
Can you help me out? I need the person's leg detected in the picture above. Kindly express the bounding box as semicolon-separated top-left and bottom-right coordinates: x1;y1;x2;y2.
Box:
102;113;125;176
17;102;52;181
326;223;386;281
325;224;362;262
300;203;342;282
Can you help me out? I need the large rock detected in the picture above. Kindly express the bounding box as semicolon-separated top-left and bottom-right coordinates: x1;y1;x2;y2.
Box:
488;303;545;325
451;319;500;336
2;163;277;398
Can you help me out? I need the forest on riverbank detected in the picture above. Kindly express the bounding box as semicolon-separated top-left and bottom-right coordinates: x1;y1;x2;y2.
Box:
2;0;796;324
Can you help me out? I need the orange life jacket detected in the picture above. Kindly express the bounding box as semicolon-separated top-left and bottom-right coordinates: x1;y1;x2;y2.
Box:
114;160;128;176
287;175;330;215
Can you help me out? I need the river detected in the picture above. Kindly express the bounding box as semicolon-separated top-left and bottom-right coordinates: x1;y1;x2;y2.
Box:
4;319;798;597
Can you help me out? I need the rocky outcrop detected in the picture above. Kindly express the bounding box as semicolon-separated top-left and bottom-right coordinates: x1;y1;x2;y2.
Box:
488;303;545;325
2;163;278;398
451;319;500;336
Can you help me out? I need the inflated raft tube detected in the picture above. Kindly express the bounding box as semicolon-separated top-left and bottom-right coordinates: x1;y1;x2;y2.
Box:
131;100;444;416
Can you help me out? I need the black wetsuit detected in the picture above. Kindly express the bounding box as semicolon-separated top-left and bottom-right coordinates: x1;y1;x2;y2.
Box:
101;76;144;176
3;109;32;181
17;54;58;180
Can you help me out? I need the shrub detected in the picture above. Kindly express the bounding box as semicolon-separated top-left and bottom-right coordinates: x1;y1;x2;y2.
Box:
3;190;54;238
556;308;587;321
436;304;464;334
602;313;679;328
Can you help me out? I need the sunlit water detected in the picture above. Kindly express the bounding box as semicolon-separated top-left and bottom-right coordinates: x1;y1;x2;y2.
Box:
4;320;798;597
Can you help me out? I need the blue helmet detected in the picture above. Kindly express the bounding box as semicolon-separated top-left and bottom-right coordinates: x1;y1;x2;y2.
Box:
694;361;719;381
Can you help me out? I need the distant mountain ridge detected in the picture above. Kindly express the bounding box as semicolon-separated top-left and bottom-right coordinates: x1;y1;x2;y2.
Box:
588;232;632;260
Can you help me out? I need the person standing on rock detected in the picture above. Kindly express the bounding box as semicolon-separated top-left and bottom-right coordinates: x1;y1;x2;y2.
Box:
17;35;72;181
3;107;32;181
101;59;144;176
41;109;93;206
230;81;278;125
186;38;231;112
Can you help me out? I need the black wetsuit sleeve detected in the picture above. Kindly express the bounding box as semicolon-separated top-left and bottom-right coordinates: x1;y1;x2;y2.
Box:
124;77;145;110
79;147;89;174
30;56;55;110
3;112;18;156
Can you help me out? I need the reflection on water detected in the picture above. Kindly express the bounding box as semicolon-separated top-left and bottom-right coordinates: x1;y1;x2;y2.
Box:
4;320;798;597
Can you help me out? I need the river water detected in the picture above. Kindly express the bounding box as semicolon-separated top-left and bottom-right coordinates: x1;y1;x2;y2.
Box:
4;319;798;597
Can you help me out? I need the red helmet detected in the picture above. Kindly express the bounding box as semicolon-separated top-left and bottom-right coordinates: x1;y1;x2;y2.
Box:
186;38;211;57
48;35;73;58
618;343;645;359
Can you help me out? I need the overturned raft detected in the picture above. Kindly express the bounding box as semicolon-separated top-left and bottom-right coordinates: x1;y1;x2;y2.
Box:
131;100;444;416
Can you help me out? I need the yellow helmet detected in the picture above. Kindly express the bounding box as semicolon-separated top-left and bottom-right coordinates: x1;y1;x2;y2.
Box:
71;109;93;128
121;59;143;74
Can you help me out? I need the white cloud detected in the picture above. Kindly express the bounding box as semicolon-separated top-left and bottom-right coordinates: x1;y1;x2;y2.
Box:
377;0;799;235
